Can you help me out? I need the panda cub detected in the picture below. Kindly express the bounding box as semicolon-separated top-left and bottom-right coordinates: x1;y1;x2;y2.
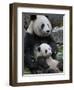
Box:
34;43;62;73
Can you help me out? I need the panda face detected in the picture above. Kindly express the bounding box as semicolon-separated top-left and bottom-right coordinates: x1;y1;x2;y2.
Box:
32;15;52;37
34;43;52;58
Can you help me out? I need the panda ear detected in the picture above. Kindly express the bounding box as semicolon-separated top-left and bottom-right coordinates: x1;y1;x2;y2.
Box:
45;15;49;18
30;15;37;21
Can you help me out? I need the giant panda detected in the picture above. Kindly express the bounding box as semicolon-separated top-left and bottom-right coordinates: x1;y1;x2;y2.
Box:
34;43;63;73
24;15;57;74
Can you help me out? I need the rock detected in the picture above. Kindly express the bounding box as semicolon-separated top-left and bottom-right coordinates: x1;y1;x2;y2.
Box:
51;26;63;44
56;52;63;61
46;14;64;27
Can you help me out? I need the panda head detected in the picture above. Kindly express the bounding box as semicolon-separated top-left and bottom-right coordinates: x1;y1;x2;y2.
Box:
30;15;52;37
34;43;52;58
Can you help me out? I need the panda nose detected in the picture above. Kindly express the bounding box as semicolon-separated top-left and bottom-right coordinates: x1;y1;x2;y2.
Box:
45;50;47;53
46;30;49;33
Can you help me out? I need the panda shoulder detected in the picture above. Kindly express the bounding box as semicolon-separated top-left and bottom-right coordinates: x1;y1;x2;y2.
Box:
26;21;34;34
24;32;34;45
24;32;33;39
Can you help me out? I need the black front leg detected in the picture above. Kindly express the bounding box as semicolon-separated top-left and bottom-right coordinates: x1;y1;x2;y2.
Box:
24;33;38;74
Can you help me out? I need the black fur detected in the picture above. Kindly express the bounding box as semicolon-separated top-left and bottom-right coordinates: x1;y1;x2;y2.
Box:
57;61;63;71
30;15;37;21
41;23;45;29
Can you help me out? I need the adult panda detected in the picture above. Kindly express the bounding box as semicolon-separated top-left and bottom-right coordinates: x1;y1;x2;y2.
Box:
24;15;57;74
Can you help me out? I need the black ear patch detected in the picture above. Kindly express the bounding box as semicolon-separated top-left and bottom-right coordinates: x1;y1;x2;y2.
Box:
30;15;37;21
38;47;41;52
45;15;49;18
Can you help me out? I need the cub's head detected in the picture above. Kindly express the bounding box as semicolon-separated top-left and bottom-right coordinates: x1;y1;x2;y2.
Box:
30;15;52;37
34;43;52;58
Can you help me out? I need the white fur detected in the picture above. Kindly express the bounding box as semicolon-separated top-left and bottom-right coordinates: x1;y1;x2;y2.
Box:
46;57;60;72
27;15;52;36
34;43;52;59
27;21;33;34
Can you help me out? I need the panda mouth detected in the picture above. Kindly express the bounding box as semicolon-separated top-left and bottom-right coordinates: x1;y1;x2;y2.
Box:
43;31;51;35
41;32;49;36
37;56;49;59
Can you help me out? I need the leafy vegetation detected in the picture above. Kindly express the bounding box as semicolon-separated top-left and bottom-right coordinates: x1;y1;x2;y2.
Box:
56;45;63;61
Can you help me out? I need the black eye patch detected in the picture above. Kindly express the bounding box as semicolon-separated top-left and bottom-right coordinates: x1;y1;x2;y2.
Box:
45;50;47;53
41;23;45;29
37;47;41;52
